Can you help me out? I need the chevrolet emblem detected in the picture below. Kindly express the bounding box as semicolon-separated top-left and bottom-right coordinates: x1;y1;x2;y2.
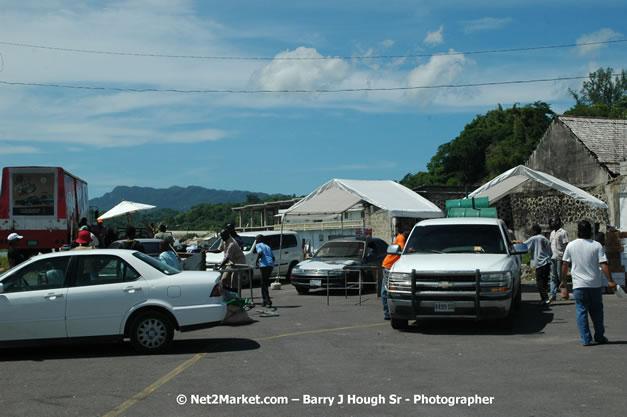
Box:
439;281;452;289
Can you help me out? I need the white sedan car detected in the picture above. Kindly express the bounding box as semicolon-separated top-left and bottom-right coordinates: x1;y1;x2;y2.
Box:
0;249;226;353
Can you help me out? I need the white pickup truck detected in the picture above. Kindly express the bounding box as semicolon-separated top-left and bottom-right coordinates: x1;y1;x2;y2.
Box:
386;217;528;330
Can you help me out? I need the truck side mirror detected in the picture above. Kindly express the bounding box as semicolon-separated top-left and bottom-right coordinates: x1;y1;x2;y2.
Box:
511;243;528;255
387;244;402;255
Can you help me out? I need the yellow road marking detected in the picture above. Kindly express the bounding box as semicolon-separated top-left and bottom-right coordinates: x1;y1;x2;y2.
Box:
102;322;387;417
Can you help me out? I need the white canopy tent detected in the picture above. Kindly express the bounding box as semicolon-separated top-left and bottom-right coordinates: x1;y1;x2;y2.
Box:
285;179;444;218
467;165;608;209
273;179;443;281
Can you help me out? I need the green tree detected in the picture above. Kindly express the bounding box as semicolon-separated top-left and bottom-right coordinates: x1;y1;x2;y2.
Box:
569;67;626;105
566;67;627;118
401;102;554;188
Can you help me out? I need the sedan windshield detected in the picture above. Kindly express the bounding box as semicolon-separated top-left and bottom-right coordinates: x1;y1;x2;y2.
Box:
314;241;365;259
134;252;180;275
405;224;507;254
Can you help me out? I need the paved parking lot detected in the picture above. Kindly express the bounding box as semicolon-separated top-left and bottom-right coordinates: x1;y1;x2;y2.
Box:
1;282;626;417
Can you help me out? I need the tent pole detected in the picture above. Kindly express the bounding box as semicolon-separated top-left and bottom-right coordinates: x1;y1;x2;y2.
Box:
341;213;344;237
276;215;284;282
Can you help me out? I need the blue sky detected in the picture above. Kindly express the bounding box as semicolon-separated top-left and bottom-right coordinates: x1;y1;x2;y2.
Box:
1;0;625;199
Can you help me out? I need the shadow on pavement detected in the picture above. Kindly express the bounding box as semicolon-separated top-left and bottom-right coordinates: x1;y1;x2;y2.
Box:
400;301;555;336
0;337;260;362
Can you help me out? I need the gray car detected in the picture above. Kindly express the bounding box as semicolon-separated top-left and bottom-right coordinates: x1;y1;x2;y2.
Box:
289;237;388;294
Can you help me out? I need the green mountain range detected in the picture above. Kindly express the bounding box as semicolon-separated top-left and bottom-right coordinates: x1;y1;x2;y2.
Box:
89;185;269;212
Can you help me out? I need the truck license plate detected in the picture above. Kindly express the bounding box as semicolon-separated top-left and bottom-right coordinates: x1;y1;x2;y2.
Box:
310;279;322;287
434;302;455;312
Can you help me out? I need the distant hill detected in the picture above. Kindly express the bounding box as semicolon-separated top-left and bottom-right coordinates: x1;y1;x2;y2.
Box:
89;185;269;211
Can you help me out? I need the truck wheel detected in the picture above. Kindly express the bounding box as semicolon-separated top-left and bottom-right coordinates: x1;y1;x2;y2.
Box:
514;281;522;309
129;311;174;354
295;286;310;295
391;318;408;330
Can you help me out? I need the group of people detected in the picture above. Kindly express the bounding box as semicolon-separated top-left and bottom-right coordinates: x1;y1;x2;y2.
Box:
509;216;617;346
212;224;275;307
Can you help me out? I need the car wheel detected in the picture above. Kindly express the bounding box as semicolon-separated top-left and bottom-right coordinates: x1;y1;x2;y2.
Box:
390;318;408;330
129;311;174;354
295;286;310;295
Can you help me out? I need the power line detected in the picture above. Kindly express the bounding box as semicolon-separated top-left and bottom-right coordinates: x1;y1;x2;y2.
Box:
0;75;591;94
0;39;625;61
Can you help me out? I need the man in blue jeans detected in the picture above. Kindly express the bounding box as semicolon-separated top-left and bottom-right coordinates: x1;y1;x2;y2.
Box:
255;234;275;307
561;220;616;346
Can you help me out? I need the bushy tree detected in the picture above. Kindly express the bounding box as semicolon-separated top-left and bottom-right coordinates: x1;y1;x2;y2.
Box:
566;67;627;118
401;102;554;188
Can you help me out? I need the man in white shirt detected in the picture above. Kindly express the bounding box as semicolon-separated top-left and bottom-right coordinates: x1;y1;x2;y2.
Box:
549;216;569;301
561;220;616;346
524;224;552;306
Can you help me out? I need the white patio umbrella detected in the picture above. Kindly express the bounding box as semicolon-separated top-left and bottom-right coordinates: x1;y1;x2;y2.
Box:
97;200;156;222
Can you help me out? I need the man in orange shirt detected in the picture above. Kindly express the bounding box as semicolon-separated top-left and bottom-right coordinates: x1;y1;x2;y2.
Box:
381;227;409;320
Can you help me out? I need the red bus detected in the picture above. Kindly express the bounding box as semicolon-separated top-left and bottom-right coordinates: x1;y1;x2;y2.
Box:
0;166;88;252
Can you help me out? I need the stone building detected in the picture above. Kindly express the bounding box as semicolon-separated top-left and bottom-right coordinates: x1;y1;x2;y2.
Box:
514;115;627;238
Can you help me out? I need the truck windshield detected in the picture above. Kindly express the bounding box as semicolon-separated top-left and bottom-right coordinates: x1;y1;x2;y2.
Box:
405;224;507;254
314;241;365;259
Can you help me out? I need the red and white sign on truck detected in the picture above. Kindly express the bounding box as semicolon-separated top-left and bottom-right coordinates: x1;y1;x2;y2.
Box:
0;166;88;251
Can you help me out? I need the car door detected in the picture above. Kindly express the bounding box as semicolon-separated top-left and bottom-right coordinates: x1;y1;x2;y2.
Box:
0;256;70;341
65;254;148;338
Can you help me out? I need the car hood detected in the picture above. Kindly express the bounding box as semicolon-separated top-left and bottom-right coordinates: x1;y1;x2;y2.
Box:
392;253;513;273
296;258;360;271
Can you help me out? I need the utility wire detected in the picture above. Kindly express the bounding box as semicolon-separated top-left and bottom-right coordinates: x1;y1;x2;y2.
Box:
0;75;592;94
0;39;625;61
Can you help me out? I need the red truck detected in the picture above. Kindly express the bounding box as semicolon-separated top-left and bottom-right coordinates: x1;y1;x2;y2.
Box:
0;166;88;252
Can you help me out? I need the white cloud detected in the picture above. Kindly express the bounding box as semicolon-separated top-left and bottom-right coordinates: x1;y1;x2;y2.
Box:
424;26;444;46
0;144;40;154
249;47;350;91
380;39;395;48
463;17;512;34
406;50;470;104
576;28;623;56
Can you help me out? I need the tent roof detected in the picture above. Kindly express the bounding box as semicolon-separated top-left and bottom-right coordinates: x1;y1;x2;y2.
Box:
467;165;608;209
285;179;444;218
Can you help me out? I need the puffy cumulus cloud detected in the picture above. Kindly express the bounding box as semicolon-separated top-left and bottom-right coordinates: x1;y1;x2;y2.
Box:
380;39;395;48
424;26;444;46
462;17;512;34
249;47;350;91
406;51;469;104
576;28;623;56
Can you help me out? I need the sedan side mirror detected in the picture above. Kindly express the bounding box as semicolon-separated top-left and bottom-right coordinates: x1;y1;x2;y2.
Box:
387;244;402;255
0;283;4;294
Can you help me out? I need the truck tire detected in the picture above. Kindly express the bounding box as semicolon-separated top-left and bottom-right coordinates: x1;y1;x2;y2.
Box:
391;318;408;330
514;281;522;309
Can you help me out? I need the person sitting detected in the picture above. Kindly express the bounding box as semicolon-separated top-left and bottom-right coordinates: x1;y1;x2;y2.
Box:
119;225;146;253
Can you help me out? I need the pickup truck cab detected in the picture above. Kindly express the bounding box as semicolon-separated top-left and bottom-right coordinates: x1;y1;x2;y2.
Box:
386;217;528;330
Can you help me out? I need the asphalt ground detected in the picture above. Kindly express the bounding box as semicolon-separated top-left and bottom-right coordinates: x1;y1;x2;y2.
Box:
1;281;626;417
